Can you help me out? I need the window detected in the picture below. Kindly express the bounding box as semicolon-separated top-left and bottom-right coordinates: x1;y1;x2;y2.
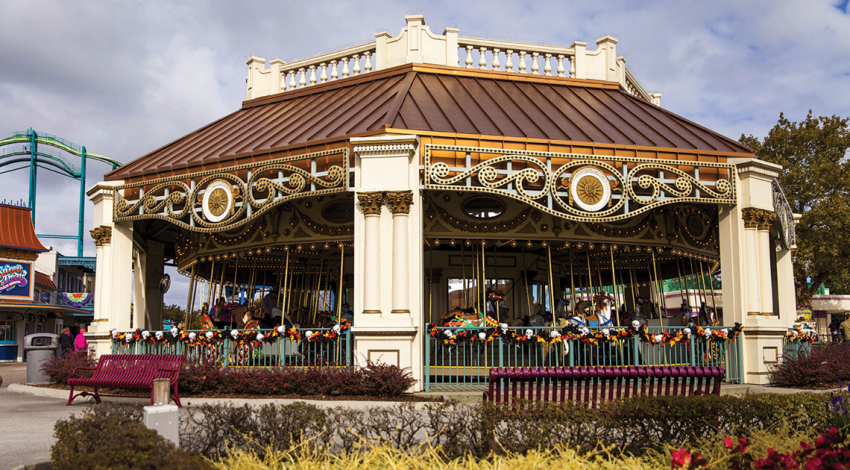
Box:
0;321;15;342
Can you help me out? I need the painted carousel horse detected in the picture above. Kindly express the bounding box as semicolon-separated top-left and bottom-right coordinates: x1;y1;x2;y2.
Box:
440;309;498;329
235;311;261;366
541;316;570;361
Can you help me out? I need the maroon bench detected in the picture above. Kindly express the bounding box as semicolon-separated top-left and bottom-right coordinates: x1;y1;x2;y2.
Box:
67;354;185;407
483;366;724;406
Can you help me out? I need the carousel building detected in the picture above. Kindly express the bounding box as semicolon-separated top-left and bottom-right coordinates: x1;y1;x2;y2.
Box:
87;15;797;387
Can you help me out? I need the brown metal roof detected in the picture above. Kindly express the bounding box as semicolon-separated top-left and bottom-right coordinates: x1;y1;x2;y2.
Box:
35;271;56;289
0;205;49;252
108;64;752;181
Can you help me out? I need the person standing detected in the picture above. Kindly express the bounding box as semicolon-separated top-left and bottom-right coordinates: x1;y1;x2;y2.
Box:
58;327;73;358
74;328;88;352
840;317;850;344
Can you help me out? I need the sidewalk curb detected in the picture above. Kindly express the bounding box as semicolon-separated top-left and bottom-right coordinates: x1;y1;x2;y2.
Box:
11;462;51;470
6;383;435;409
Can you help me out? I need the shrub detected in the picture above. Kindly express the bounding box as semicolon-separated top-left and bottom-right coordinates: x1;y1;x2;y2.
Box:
41;350;96;384
361;362;416;396
769;342;850;387
52;406;212;470
177;362;414;397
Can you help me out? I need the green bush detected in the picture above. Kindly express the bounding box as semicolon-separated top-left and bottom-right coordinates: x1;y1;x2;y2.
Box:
52;405;213;470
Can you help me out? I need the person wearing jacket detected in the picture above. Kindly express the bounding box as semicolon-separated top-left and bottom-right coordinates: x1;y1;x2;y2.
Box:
58;327;73;358
74;328;88;352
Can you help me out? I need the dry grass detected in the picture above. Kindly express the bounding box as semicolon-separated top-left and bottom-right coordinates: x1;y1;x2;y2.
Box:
208;422;819;470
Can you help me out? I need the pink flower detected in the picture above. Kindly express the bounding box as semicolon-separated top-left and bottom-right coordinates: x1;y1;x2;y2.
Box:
671;447;692;469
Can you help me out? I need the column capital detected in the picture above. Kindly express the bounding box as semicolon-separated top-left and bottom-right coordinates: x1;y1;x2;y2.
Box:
741;208;761;229
386;190;414;214
357;192;384;215
90;226;112;246
758;210;777;231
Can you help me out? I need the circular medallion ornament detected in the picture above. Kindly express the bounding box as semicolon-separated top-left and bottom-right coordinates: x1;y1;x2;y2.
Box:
570;167;611;212
202;180;233;223
686;214;704;237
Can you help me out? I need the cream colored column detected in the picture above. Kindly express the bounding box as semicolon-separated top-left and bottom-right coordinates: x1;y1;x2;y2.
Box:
86;182;133;358
742;208;762;316
757;211;777;315
132;249;146;330
358;192;384;315
386;191;413;314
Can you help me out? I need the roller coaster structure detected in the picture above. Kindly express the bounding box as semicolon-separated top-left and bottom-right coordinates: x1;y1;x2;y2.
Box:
0;129;121;256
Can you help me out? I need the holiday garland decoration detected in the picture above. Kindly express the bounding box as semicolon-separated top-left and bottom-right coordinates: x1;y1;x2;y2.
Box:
61;293;93;308
429;321;744;347
111;322;349;348
784;324;817;344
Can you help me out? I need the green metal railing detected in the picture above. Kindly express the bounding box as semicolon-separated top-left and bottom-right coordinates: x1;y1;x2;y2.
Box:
111;328;352;369
424;324;743;391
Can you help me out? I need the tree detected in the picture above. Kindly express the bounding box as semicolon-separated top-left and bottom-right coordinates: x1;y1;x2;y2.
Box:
740;111;850;307
163;304;186;324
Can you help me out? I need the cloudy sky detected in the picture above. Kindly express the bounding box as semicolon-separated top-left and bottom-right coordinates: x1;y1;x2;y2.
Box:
1;0;848;305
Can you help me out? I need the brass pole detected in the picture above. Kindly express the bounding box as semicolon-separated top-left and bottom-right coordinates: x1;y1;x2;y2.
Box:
698;259;712;324
546;244;558;367
705;260;719;325
429;241;434;324
493;243;499;322
596;255;604;297
481;242;486;316
206;261;216;307
279;249;289;313
628;266;637;316
337;245;345;320
185;264;196;326
569;248;576;313
676;256;687;304
646;252;658;320
522;245;532;316
586;249;593;300
312;250;325;324
650;250;666;322
462;242;467;307
610;246;619;326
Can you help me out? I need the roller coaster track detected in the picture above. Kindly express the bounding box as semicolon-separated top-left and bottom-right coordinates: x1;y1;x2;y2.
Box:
0;129;122;256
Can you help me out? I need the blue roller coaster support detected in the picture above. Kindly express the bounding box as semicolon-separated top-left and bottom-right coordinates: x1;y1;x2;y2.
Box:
0;128;122;256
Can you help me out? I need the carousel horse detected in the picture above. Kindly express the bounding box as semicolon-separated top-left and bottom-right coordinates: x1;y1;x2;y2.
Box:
542;316;570;360
440;308;498;329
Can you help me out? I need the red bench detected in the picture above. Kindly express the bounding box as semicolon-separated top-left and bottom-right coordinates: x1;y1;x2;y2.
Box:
483;366;724;406
67;354;185;407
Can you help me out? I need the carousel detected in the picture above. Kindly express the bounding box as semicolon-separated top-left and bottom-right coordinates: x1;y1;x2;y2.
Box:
86;15;797;388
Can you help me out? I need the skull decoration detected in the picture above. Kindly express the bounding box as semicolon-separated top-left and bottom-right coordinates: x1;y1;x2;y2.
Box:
791;330;799;337
205;331;214;339
703;328;712;338
125;335;131;343
305;331;314;340
601;328;610;337
256;333;264;341
155;331;163;341
684;328;692;336
478;332;487;341
499;323;509;334
654;334;664;343
549;330;561;339
170;327;179;337
443;329;453;338
188;332;197;340
631;320;640;330
142;330;150;338
579;327;590;337
277;325;286;334
111;329;118;338
230;330;239;339
332;324;341;335
525;329;534;339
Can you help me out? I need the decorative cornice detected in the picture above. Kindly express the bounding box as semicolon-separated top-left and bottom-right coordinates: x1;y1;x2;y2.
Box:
351;135;418;159
90;226;112;246
357;192;384;215
385;190;414;214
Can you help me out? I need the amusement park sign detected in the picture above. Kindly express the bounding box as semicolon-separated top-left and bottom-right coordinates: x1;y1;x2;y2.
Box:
0;260;32;300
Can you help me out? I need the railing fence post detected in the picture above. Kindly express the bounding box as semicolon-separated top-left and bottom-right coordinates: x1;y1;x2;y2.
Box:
689;335;696;366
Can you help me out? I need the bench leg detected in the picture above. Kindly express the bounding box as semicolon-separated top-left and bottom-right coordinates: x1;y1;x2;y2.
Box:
92;387;101;404
66;386;75;406
172;382;182;408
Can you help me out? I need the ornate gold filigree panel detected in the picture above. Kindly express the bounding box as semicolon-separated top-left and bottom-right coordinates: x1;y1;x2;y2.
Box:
423;145;737;223
113;149;350;233
772;180;796;249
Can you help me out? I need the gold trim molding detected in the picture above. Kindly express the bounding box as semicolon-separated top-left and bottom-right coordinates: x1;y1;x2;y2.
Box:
113;148;350;233
423;144;737;223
